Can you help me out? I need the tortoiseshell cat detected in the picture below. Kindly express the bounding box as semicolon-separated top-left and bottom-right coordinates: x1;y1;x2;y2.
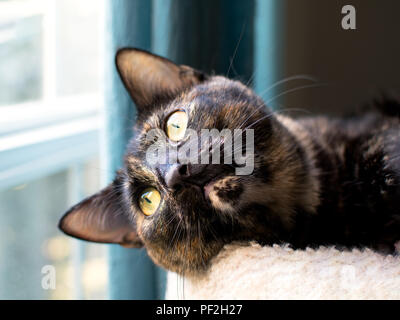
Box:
59;48;400;275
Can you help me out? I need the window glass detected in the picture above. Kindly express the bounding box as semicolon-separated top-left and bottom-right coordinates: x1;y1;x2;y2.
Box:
55;0;100;96
0;3;43;106
0;0;101;105
0;160;106;299
0;0;105;299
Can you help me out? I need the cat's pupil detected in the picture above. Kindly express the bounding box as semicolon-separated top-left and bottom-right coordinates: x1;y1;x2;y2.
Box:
172;123;180;128
145;197;152;204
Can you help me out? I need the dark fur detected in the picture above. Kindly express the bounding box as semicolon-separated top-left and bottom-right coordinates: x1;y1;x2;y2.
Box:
59;49;400;275
292;112;400;253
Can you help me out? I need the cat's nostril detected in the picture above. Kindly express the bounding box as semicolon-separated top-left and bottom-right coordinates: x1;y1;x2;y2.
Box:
174;183;183;192
165;163;206;189
165;164;186;189
178;164;189;176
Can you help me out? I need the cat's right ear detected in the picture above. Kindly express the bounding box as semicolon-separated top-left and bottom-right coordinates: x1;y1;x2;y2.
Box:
115;48;207;112
58;174;143;248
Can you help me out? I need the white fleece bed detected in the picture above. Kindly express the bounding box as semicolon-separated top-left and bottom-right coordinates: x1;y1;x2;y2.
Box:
165;242;400;299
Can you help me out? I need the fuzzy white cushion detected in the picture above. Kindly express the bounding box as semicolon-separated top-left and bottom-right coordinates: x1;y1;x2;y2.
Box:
165;242;400;299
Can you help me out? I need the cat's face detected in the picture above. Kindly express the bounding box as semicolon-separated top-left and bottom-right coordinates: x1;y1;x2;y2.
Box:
59;48;315;274
123;74;274;274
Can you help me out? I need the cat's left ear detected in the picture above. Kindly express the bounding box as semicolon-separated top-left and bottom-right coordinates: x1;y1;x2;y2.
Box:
58;174;142;248
116;48;207;112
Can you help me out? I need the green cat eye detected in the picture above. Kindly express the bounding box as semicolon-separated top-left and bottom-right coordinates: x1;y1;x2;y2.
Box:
139;188;161;216
166;111;188;141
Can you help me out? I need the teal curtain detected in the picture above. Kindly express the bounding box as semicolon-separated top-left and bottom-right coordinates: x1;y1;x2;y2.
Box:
104;0;283;299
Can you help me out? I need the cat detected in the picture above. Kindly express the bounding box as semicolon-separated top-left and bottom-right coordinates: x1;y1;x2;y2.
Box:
59;48;400;275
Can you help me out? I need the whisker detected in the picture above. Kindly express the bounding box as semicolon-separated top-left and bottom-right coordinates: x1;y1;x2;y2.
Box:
266;82;329;105
258;74;319;99
235;77;321;130
237;81;323;130
244;109;288;130
226;21;246;78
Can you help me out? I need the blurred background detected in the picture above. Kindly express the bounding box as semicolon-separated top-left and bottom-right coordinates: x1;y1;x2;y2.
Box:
0;0;104;299
0;0;399;299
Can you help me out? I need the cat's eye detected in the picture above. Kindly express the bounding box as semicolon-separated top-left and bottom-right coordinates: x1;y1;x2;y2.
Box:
166;111;188;141
139;188;161;216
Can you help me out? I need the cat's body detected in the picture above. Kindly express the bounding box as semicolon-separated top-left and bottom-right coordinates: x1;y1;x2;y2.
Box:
278;111;400;253
59;48;400;275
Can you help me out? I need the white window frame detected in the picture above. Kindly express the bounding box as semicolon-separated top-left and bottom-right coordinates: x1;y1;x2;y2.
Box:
0;0;102;191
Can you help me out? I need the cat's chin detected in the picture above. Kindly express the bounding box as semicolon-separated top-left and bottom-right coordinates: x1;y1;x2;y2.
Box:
145;235;225;276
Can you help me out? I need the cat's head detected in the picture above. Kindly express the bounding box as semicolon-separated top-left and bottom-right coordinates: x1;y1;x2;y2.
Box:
59;48;317;275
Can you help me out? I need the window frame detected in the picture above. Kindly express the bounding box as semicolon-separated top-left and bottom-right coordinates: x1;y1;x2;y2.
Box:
0;94;101;190
0;0;103;191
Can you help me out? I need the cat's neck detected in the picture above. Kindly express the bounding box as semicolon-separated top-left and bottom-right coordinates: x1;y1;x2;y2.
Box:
274;114;321;215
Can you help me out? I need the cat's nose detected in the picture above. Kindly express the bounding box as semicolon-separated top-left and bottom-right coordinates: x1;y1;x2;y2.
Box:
164;163;205;189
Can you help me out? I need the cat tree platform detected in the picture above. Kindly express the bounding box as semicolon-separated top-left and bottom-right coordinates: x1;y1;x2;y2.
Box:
166;242;400;299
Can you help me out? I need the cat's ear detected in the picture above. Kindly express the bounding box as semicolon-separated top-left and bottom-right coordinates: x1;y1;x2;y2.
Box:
116;48;207;112
58;174;142;248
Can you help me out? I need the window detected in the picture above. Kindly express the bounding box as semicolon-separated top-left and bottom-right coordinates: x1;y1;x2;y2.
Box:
0;0;106;299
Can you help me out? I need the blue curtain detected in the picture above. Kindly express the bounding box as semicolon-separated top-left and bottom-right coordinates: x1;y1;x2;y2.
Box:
104;0;283;299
